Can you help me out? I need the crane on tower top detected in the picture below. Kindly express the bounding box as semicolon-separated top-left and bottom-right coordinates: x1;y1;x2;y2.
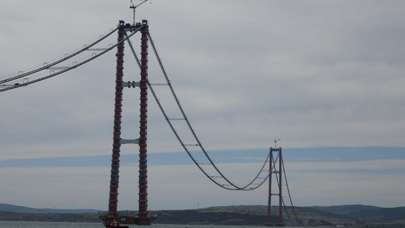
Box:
130;0;150;25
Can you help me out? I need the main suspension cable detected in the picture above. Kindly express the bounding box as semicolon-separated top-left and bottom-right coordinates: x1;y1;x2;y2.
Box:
271;155;302;226
282;158;302;225
0;26;144;93
0;27;119;85
126;31;270;191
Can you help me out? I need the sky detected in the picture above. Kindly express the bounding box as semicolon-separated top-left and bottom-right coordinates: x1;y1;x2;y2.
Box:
0;1;405;210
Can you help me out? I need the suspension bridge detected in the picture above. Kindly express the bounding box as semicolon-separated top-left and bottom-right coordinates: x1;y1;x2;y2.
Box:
0;20;301;228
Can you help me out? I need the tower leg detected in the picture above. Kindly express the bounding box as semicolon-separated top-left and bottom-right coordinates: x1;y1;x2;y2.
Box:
278;149;283;225
136;20;151;225
268;149;273;224
104;20;126;228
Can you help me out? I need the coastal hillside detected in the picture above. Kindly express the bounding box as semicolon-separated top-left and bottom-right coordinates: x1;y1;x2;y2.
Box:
0;204;404;227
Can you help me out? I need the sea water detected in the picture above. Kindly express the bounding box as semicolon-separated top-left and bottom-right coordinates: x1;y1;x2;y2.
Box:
0;222;309;228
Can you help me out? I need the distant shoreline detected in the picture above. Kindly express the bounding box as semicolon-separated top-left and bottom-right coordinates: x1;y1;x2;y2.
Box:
0;204;404;227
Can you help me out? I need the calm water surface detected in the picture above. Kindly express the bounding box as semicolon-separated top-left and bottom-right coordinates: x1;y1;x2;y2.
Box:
0;222;309;228
0;222;102;228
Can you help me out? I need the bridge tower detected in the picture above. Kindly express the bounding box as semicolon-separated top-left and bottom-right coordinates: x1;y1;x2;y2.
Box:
102;20;151;228
267;147;284;226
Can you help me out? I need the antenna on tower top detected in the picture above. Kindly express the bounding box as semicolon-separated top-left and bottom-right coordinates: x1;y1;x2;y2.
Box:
274;138;281;148
130;0;149;25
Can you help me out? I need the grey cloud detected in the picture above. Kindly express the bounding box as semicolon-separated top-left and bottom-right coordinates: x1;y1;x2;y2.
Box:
0;0;405;207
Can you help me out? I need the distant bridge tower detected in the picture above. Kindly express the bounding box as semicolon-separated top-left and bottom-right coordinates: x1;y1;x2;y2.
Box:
267;147;284;226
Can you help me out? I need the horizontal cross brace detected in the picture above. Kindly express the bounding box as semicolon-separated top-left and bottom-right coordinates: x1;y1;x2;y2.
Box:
124;23;144;32
123;81;140;88
120;138;139;145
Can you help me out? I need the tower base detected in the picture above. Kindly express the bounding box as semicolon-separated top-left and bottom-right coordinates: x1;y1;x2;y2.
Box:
101;214;154;227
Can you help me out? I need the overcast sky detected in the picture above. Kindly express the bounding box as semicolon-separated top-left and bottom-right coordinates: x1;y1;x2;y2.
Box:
0;1;405;209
